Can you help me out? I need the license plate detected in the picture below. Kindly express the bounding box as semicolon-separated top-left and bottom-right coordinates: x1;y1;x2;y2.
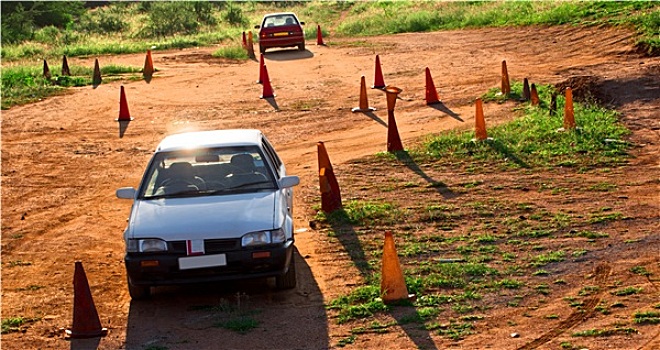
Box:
274;32;289;37
179;254;226;270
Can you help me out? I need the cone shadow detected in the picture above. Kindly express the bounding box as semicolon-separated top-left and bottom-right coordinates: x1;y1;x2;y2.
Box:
428;102;463;122
118;120;130;138
361;111;387;128
482;138;529;168
69;338;101;350
263;96;279;111
143;74;153;84
394;151;459;199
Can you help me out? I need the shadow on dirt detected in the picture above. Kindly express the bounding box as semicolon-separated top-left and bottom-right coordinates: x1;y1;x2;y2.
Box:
428;102;463;122
358;110;387;127
264;49;314;61
124;251;327;349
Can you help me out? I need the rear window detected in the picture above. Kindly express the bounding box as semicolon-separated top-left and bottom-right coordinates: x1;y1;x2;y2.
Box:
262;14;298;28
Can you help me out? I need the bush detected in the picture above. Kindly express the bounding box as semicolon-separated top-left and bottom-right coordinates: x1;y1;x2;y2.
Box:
140;2;200;38
222;4;247;27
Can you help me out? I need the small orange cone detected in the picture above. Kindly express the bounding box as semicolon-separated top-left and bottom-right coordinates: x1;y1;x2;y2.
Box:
317;141;342;213
474;98;488;141
65;261;107;338
372;55;386;89
43;59;51;80
61;55;71;76
117;86;133;121
316;25;325;46
242;31;247;48
143;50;154;79
530;83;540;106
522;78;531;101
92;59;102;87
501;60;511;96
563;87;576;129
425;67;441;105
247;31;256;59
381;231;410;303
385;86;404;152
257;54;265;84
260;65;275;99
352;76;376;112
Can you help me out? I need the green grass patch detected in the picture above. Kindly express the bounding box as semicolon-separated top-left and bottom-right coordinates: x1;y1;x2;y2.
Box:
212;44;249;60
630;266;652;277
214;316;259;334
327;285;388;324
530;250;566;267
1;316;40;334
572;327;638;337
633;311;660;324
317;200;402;226
611;287;643;296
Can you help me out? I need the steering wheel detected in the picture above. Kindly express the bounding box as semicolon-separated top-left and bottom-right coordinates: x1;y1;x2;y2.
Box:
160;178;198;188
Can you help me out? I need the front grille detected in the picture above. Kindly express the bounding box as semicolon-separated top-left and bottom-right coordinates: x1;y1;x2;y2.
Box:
169;239;240;254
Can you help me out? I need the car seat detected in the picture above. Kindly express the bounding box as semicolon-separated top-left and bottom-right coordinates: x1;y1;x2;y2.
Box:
285;17;294;25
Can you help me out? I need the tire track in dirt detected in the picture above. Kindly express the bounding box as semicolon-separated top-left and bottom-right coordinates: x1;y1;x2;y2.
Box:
516;263;612;350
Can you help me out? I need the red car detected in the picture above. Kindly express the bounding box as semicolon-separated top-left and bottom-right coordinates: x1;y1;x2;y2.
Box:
255;12;305;54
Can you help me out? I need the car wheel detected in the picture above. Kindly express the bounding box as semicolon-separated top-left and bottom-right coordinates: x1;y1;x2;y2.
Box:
276;253;297;289
127;277;151;300
298;42;305;51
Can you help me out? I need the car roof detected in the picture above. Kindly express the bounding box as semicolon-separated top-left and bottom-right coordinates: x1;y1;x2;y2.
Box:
262;12;298;19
156;129;263;152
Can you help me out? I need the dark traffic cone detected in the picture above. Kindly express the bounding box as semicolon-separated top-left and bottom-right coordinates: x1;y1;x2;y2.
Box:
92;59;102;87
474;98;488;141
260;65;275;99
381;231;410;303
425;67;441;105
372;55;386;89
65;261;107;338
316;25;325;46
143;50;154;80
117;86;134;121
530;83;540;106
521;78;531;101
352;76;376;113
318;141;342;213
247;31;256;59
257;54;265;84
501;60;510;96
242;31;247;48
43;59;52;80
61;55;71;76
385;86;404;152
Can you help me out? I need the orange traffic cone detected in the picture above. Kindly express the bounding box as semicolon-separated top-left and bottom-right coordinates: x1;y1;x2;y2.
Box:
257;54;265;84
143;50;154;79
316;25;325;46
65;261;107;338
385;86;404;152
92;59;102;87
43;59;51;80
522;78;530;101
247;31;256;59
530;83;540;106
372;55;386;89
425;67;441;105
563;87;576;130
352;76;376;113
260;65;275;99
381;231;410;303
474;98;488;141
318;141;342;213
117;86;134;121
501;60;511;96
62;55;71;76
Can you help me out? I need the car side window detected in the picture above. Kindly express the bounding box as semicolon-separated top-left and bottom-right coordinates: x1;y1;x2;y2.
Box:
262;139;282;178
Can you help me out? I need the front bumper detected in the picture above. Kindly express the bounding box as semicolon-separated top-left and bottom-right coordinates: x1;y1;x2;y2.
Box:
125;240;294;286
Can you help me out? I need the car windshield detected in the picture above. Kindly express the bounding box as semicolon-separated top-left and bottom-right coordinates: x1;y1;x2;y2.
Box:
262;14;298;28
139;146;277;199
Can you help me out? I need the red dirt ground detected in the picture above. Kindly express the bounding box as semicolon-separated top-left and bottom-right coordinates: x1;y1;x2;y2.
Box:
2;25;658;349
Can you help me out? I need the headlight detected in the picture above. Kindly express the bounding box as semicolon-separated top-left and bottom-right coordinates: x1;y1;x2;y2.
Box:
241;228;286;247
127;238;168;253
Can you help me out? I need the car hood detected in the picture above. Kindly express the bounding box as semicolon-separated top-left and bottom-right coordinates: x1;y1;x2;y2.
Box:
127;192;277;241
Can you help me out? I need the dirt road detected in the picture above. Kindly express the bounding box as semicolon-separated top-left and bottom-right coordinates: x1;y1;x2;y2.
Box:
2;25;658;349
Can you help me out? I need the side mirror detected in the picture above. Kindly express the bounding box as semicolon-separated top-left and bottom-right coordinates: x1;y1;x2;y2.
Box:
300;21;305;26
254;25;261;29
116;187;136;199
279;176;300;189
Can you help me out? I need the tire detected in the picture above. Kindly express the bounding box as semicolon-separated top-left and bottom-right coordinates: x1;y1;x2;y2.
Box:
298;42;305;51
128;277;151;300
275;253;297;289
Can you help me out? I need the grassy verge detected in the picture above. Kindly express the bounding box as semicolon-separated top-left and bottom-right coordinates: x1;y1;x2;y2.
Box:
313;85;648;342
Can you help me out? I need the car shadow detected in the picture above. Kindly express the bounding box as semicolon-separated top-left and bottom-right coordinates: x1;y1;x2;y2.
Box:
263;49;314;61
124;250;328;349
